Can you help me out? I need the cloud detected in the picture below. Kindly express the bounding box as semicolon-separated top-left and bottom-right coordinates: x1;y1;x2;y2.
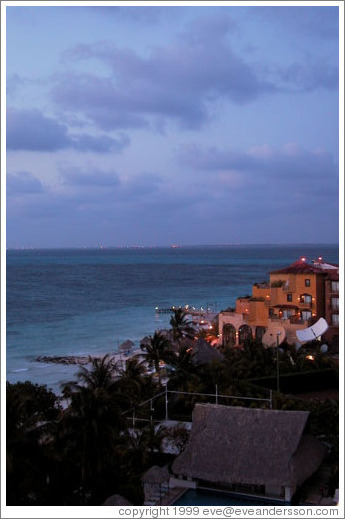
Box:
7;108;70;151
176;142;339;199
278;59;338;92
252;6;339;40
70;132;130;153
59;166;121;188
52;16;275;131
7;171;44;196
51;10;338;134
83;5;168;24
6;107;131;153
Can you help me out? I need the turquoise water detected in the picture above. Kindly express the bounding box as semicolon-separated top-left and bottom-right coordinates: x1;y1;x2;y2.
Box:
173;488;285;506
6;244;339;393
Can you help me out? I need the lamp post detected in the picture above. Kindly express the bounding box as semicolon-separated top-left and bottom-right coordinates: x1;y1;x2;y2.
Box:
276;332;281;392
165;379;169;421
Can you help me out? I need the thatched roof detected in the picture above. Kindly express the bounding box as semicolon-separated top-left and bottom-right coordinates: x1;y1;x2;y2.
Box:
291;435;327;487
191;338;224;366
102;494;132;506
172;404;326;488
119;340;135;352
142;464;170;484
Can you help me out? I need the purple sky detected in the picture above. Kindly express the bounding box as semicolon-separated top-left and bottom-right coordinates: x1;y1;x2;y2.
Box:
4;2;341;248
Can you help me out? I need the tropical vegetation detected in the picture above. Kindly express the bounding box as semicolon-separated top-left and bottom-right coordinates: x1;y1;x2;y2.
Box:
6;318;339;505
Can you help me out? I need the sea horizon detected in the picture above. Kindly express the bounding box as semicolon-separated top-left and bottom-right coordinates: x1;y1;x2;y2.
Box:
6;241;339;251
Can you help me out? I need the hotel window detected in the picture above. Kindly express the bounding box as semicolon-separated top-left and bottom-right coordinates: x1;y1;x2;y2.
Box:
331;281;339;293
300;294;312;303
287;294;292;302
301;310;312;321
305;279;311;287
332;314;339;326
282;309;294;319
332;297;339;311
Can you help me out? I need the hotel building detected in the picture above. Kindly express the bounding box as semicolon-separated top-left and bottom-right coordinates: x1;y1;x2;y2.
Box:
218;257;339;348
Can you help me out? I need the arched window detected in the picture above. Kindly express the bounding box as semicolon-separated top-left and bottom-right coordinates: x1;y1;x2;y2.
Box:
300;293;312;303
222;324;236;348
255;326;266;341
239;324;252;344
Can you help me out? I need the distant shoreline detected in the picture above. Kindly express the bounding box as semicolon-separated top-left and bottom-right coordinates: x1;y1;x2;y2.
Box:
6;243;339;252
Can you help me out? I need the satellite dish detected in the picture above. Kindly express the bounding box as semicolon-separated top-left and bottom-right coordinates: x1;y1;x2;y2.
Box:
320;344;328;353
296;318;328;343
262;326;286;348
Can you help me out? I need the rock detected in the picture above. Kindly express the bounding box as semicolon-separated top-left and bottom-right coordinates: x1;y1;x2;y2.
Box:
36;355;92;365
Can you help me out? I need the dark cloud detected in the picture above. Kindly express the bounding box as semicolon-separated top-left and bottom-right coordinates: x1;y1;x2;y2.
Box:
59;166;120;188
7;171;44;196
251;6;338;40
71;132;130;153
52;17;275;131
7;108;70;151
52;10;338;133
176;143;338;198
6;149;338;248
6;108;130;153
279;60;338;92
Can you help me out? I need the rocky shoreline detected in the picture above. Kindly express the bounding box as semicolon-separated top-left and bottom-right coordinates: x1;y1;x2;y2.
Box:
36;355;97;366
35;348;142;367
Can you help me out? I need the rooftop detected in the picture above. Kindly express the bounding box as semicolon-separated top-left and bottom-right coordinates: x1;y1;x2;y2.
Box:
271;257;338;276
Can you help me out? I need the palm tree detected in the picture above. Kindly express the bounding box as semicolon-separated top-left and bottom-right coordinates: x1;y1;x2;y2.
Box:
60;355;128;502
170;308;195;347
166;345;199;393
63;354;119;394
116;356;152;406
6;381;61;505
142;331;172;383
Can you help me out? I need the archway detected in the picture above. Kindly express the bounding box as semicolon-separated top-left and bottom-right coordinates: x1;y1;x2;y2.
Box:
239;324;252;345
255;326;266;342
222;324;236;348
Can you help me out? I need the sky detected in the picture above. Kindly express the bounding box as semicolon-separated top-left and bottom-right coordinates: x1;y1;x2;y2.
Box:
2;1;343;248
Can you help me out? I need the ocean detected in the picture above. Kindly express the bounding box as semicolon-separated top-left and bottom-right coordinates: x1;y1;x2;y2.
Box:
5;244;339;394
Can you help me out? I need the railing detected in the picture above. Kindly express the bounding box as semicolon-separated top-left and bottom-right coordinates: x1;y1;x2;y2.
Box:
298;302;313;308
270;315;308;325
123;386;273;427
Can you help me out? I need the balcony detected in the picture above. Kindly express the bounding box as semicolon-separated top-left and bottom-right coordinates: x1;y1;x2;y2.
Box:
289;315;309;325
269;314;309;325
298;302;313;309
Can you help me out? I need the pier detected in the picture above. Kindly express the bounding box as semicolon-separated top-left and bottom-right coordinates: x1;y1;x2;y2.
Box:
155;303;218;318
155;307;174;314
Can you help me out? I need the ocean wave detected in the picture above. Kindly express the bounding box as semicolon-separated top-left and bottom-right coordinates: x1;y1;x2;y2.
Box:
11;368;28;373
